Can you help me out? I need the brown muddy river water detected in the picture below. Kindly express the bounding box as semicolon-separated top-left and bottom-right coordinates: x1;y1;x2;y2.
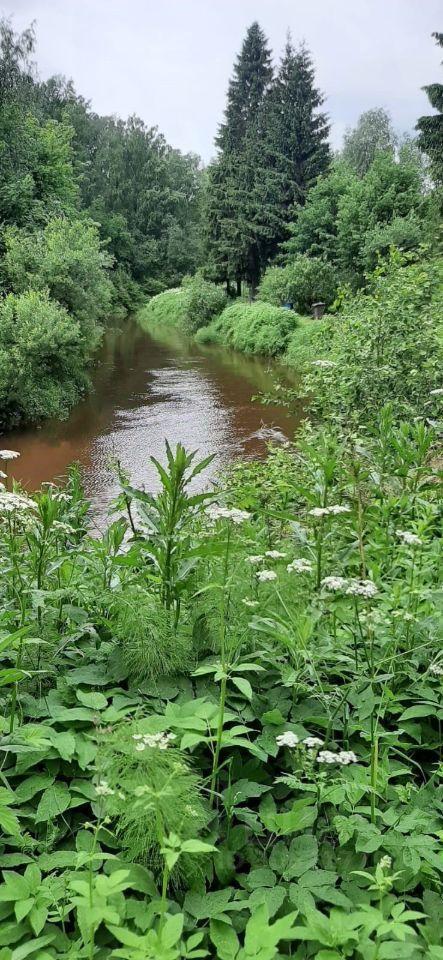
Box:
5;321;303;524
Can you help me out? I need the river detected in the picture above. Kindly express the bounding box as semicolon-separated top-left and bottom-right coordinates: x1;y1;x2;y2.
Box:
5;320;303;524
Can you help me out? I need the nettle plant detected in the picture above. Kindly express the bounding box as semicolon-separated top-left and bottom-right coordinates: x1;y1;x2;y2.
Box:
0;420;440;958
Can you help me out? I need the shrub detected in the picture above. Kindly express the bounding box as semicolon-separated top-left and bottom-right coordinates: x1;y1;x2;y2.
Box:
4;217;113;327
181;274;226;331
196;301;299;357
0;289;94;428
259;255;339;313
305;252;443;422
138;275;226;333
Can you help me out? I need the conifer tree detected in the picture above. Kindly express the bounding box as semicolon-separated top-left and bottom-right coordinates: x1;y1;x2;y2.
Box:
205;23;273;294
416;32;443;185
263;40;330;253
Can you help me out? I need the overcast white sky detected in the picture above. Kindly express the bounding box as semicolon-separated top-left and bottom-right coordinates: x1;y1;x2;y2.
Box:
5;0;442;161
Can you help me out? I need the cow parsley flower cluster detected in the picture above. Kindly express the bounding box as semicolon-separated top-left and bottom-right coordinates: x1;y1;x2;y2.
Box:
276;732;299;748
256;569;277;582
265;550;287;559
321;576;378;598
247;555;265;565
321;576;350;592
430;663;443;677
309;505;350;518
287;558;313;574
242;598;259;609
0;491;37;514
207;505;250;524
0;450;20;461
396;529;423;547
133;731;177;751
303;736;324;748
317;749;358;765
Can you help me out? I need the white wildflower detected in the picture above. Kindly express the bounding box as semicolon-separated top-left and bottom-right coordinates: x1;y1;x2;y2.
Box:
134;731;177;751
0;450;20;461
309;507;330;518
53;521;75;535
396;529;423;547
276;731;299;748
95;780;115;797
379;855;392;870
0;471;6;479
309;505;349;518
317;750;339;765
207;505;250;524
337;750;358;765
321;576;349;592
256;569;277;582
430;388;443;396
311;360;337;369
430;663;443;677
303;736;324;749
0;491;36;514
242;599;259;609
345;579;378;599
265;550;287;559
54;492;71;503
317;749;357;766
287;558;313;574
247;555;265;565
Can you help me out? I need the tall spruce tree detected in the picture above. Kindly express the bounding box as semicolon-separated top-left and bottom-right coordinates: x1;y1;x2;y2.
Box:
205;23;274;294
264;40;330;253
416;32;443;185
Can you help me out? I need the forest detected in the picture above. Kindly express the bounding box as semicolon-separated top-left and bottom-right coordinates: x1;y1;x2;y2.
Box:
0;14;442;960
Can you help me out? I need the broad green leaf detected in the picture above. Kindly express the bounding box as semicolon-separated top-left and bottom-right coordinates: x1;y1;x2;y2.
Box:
35;782;71;823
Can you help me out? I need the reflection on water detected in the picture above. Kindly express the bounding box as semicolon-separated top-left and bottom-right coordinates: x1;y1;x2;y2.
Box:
4;320;303;523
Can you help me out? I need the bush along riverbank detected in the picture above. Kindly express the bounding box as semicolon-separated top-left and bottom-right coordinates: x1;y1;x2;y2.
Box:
0;379;442;957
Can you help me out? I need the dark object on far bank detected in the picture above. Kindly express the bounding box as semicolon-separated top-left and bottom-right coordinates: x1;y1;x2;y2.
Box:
312;302;326;319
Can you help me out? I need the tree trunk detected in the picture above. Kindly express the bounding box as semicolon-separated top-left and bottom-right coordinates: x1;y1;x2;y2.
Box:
236;277;242;297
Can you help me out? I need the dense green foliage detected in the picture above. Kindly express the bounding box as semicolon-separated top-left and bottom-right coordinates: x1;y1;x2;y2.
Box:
0;391;442;956
0;290;95;428
258;256;338;312
416;32;443;185
0;19;204;428
302;253;443;423
195;301;299;356
283;151;429;283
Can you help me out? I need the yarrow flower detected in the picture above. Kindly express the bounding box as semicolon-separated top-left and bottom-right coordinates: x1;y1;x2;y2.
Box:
287;558;313;574
396;529;423;547
0;450;20;461
207;505;250;524
242;598;259;609
247;555;265;565
430;663;443;677
265;550;287;559
379;855;392;870
276;731;299;748
132;731;176;751
95;780;115;797
256;569;277;583
317;749;358;766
